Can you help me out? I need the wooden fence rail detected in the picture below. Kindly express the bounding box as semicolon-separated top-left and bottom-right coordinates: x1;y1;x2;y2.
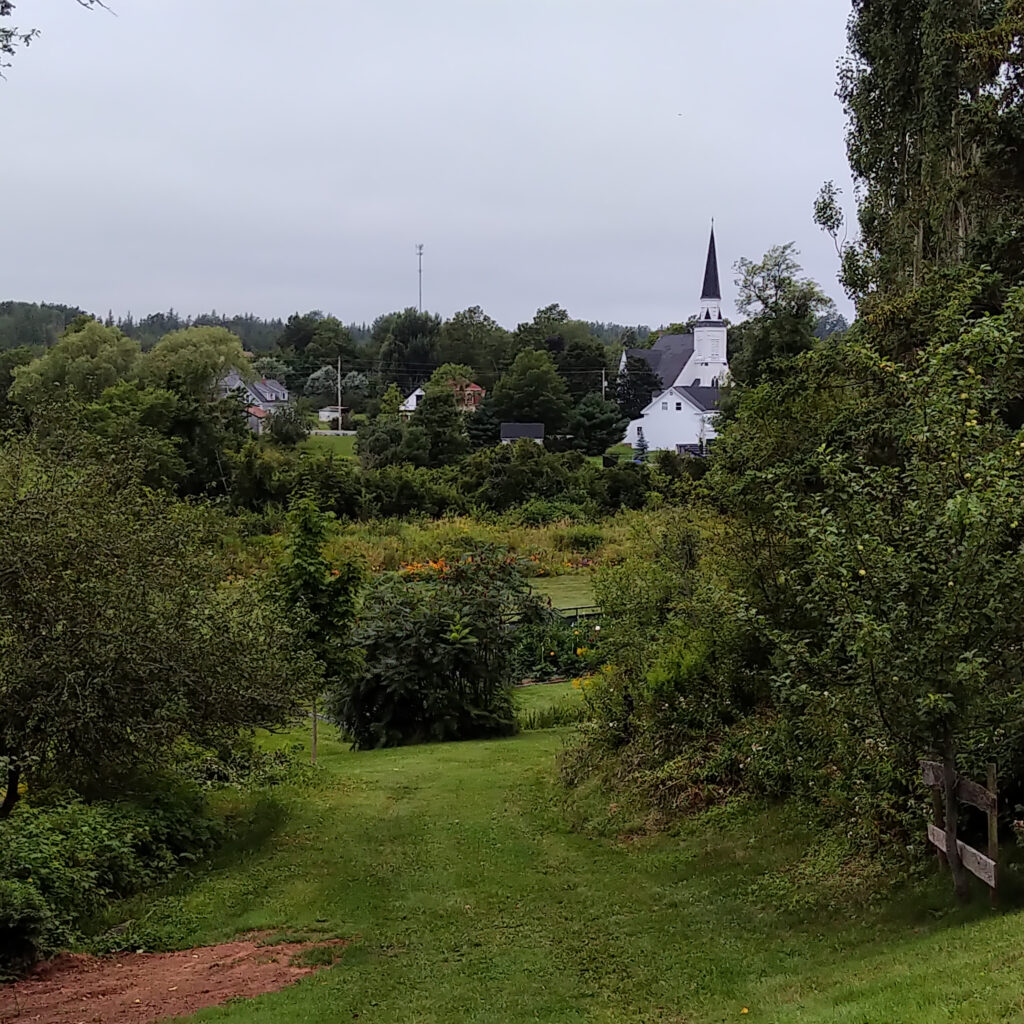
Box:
921;760;998;905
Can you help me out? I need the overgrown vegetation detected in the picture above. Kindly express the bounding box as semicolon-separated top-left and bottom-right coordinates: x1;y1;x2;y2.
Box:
328;550;540;748
566;1;1024;891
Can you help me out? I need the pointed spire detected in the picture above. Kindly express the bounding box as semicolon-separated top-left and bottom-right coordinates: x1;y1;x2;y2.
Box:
701;224;721;301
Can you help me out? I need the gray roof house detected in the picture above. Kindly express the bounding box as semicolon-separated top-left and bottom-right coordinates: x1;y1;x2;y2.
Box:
219;370;290;411
500;422;545;444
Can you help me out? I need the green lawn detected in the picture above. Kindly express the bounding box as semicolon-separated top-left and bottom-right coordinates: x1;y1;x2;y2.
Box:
97;728;1024;1023
514;680;577;712
302;434;356;458
529;574;595;609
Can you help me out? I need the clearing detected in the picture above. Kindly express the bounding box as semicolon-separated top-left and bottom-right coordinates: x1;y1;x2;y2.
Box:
529;573;595;609
63;719;1024;1023
302;434;356;459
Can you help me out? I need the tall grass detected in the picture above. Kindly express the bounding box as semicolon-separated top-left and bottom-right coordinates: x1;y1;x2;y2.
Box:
323;514;633;575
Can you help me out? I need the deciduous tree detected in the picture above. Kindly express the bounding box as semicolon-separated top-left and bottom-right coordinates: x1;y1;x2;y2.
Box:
0;429;318;817
410;386;469;467
10;320;140;410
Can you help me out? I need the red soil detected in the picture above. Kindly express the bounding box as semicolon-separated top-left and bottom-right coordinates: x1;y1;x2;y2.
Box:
0;936;347;1024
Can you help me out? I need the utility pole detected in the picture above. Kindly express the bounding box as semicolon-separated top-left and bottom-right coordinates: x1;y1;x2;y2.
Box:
416;243;424;312
601;368;607;400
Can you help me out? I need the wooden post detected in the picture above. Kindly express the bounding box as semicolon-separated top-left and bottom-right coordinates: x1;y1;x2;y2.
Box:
921;758;999;902
931;786;947;868
942;733;970;902
988;762;998;908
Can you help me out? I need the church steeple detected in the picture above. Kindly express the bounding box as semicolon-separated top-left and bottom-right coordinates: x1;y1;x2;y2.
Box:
698;224;723;322
701;225;721;301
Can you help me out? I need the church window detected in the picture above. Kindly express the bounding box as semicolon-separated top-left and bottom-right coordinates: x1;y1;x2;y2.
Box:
675;402;682;411
661;401;668;411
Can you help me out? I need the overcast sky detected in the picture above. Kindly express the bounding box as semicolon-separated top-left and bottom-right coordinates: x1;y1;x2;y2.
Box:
3;1;856;329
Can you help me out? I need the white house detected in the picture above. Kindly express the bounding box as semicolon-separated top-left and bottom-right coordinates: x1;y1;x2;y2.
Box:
622;228;730;455
399;387;425;419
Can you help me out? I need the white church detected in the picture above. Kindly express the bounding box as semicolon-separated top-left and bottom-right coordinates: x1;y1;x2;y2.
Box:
622;228;730;455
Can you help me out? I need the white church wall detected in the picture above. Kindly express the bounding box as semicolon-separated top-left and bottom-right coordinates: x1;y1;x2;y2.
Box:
624;395;713;451
673;354;729;388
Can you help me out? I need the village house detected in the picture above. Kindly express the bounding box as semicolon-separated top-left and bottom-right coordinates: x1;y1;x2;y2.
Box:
399;387;425;419
622;228;730;455
400;379;486;420
219;370;290;412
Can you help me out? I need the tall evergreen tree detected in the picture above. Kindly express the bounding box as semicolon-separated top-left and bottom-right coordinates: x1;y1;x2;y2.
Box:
490;349;572;432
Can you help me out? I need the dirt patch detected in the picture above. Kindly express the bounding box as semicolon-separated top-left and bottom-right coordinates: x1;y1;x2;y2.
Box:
0;935;348;1024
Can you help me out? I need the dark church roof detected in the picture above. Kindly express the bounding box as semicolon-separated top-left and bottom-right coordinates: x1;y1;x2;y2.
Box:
623;333;694;390
701;227;721;300
674;385;721;412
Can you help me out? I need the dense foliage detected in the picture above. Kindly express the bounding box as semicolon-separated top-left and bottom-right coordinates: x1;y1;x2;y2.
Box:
0;430;318;818
0;783;221;975
326;551;533;749
567;2;1024;891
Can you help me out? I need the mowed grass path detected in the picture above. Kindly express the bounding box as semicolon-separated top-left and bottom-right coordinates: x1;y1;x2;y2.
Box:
108;726;1024;1023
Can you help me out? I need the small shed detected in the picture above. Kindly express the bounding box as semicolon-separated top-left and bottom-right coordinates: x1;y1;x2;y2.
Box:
500;423;545;445
318;405;350;423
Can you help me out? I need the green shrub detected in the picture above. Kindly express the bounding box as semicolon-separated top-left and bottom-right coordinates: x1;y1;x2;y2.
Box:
554;525;604;553
173;739;313;790
512;498;587;526
327;549;531;748
362;464;466;518
0;880;54;976
518;697;588;731
512;611;599;681
0;784;222;975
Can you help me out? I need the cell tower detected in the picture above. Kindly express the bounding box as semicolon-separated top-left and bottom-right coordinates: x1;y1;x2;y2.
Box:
416;243;424;312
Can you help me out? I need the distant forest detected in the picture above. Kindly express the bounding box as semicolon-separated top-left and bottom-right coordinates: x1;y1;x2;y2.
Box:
0;300;649;354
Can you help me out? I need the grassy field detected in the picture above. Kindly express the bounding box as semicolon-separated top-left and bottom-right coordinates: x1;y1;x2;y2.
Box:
529;573;596;609
302;434;356;458
91;723;1024;1023
514;680;578;712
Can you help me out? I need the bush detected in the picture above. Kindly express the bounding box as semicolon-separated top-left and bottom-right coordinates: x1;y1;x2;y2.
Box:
327;550;531;748
0;880;53;976
362;464;467;519
512;498;588;526
172;739;313;790
554;525;604;553
512;610;600;681
457;443;582;512
0;783;222;975
518;694;588;731
293;453;363;520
